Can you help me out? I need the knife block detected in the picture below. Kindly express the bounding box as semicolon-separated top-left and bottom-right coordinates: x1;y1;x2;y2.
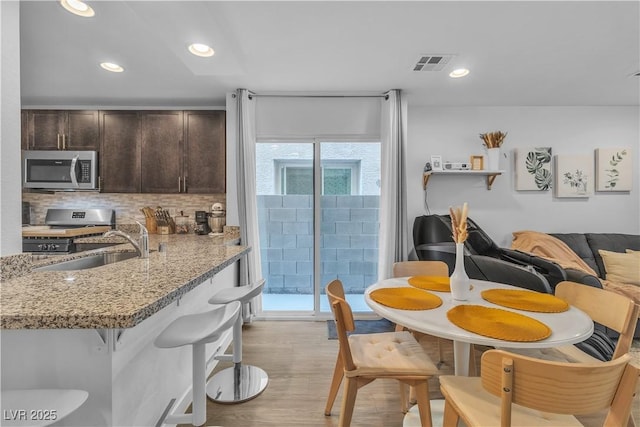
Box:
145;217;158;234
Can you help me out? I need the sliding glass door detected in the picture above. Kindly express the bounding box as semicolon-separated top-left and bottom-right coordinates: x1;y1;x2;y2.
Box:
257;140;381;315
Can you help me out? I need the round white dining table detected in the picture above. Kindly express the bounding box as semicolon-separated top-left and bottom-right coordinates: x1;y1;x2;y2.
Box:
365;277;595;426
365;277;594;376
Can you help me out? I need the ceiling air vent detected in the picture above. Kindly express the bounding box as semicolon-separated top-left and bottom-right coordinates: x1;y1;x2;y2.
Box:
413;54;455;72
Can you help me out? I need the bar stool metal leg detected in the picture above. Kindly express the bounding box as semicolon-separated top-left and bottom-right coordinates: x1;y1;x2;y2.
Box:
206;279;269;404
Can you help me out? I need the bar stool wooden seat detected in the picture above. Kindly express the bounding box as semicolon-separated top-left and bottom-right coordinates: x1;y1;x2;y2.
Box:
1;389;88;426
155;301;241;426
206;279;269;404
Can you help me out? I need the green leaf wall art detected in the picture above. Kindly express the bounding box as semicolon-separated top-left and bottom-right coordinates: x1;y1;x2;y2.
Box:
515;147;552;191
596;147;632;192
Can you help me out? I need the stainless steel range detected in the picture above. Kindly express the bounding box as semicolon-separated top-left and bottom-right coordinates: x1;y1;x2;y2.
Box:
22;208;116;253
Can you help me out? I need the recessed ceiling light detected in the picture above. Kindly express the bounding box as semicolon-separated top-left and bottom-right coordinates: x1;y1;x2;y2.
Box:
188;43;214;58
449;68;470;78
60;0;95;17
100;62;124;73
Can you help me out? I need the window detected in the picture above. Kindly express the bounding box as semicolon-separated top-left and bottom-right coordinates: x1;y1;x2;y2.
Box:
276;160;360;195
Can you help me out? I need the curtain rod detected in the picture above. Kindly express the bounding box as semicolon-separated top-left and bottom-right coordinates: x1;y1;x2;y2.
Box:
240;93;389;100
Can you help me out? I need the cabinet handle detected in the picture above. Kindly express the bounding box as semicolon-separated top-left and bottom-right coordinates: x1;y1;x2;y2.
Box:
63;134;68;149
98;176;102;192
183;176;187;193
57;134;61;150
178;176;182;193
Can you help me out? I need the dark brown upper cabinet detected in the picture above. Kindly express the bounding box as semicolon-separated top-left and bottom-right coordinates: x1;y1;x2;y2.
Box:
24;109;226;194
140;111;184;193
99;111;141;193
23;110;99;151
183;110;226;194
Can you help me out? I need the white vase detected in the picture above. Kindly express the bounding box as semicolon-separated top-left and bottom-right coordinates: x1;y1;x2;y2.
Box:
450;243;471;301
486;147;500;171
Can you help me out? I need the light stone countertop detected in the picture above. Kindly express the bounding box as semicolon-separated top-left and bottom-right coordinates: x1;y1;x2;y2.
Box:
1;234;249;330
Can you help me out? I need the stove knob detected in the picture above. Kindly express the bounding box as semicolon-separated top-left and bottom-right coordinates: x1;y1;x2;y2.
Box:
50;244;59;250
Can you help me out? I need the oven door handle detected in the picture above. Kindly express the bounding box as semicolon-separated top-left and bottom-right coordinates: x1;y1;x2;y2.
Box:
70;154;79;187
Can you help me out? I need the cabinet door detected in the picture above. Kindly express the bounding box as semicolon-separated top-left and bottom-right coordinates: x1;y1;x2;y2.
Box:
65;110;99;150
27;110;64;150
100;111;141;193
183;111;226;193
140;111;183;193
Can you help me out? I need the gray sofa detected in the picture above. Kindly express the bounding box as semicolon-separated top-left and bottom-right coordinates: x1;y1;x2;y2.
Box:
549;233;640;338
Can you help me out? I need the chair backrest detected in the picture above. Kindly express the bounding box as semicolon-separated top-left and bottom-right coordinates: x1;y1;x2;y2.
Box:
326;279;356;371
480;349;638;427
555;280;639;359
392;260;449;278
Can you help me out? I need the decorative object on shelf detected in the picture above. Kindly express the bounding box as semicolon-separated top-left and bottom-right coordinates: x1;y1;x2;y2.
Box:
515;147;552;191
470;155;484;170
480;130;507;171
449;202;471;301
554;155;593;198
596;147;632;192
430;155;443;171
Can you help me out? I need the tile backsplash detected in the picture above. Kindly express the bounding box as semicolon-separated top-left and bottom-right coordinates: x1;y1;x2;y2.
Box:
23;192;225;225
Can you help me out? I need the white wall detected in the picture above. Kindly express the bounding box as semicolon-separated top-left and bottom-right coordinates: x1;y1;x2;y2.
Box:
0;1;22;256
407;106;640;247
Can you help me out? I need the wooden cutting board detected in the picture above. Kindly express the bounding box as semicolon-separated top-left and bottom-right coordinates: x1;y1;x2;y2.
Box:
22;226;112;238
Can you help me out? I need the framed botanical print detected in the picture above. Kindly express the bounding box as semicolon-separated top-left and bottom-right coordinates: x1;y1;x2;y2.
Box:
554;155;593;198
595;147;632;191
515;147;552;191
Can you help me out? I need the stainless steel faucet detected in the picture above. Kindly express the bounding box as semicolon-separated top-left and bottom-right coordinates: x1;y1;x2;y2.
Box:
103;222;149;259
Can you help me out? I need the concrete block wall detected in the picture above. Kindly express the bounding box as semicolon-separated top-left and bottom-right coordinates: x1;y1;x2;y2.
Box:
258;195;379;294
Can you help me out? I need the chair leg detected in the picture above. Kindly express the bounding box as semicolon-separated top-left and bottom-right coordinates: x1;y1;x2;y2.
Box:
192;342;207;427
412;381;432;427
325;353;344;416
442;399;460;427
437;338;444;363
399;382;409;413
338;377;358;427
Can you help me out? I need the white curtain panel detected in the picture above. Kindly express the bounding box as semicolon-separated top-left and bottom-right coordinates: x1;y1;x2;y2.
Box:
378;89;409;280
235;89;263;318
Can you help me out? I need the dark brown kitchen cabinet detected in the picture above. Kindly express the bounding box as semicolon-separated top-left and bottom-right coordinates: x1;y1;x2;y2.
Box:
183;110;226;194
21;111;29;149
99;111;141;193
23;110;99;150
140;111;183;193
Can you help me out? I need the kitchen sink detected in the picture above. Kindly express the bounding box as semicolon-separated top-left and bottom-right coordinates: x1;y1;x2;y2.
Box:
34;251;140;272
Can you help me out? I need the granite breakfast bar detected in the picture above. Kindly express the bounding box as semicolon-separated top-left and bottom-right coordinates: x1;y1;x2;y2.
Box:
1;234;250;426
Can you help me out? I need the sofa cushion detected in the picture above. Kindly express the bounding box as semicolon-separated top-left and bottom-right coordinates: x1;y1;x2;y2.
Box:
586;234;640;279
598;249;640;286
548;233;600;275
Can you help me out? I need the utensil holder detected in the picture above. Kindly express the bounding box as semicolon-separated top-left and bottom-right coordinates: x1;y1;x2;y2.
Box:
145;217;157;234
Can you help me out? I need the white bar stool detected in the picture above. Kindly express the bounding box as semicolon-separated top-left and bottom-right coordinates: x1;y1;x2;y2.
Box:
206;279;269;404
1;389;88;426
155;301;241;427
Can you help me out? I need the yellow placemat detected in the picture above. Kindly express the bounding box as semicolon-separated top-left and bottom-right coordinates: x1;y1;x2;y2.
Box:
481;289;569;313
408;276;451;292
370;287;442;310
447;305;551;342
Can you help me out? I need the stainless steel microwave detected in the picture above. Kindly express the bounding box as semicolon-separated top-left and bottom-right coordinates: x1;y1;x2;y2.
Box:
22;150;98;190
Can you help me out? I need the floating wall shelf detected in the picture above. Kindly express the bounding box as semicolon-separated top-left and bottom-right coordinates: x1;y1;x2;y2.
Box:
422;170;504;190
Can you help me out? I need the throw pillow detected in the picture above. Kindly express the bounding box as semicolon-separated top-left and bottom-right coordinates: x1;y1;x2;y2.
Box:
598;249;640;286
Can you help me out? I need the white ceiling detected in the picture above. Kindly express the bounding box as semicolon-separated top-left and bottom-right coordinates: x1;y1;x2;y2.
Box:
19;1;640;107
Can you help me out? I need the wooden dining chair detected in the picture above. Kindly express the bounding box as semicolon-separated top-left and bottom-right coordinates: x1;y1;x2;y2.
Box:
392;261;450;410
324;279;438;427
513;280;639;363
439;349;639;427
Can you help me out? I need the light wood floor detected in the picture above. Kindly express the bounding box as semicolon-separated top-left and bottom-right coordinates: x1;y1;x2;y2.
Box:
181;320;639;427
